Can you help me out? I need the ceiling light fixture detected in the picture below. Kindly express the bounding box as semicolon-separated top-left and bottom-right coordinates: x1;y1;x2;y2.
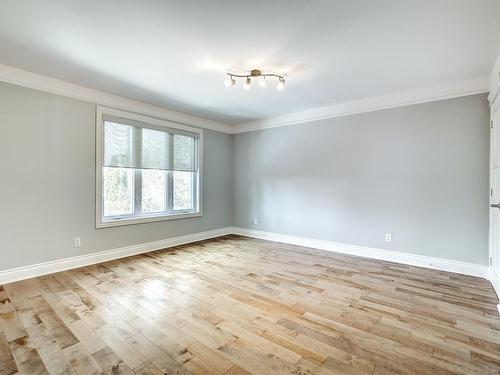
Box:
224;76;236;87
243;76;252;90
225;69;285;91
276;77;285;91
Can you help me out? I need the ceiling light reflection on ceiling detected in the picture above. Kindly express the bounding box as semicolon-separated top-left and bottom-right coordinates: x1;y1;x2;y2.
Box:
225;69;285;91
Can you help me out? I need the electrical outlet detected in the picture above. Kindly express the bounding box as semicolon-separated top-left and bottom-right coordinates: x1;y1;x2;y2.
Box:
74;237;81;247
385;234;392;243
251;217;258;225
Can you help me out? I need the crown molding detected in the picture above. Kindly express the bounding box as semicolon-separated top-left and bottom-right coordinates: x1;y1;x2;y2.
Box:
0;63;492;135
0;63;233;134
231;76;490;134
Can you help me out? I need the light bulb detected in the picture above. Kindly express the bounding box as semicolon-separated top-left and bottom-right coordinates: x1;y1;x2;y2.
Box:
224;76;235;87
276;77;285;90
243;77;252;90
259;76;266;87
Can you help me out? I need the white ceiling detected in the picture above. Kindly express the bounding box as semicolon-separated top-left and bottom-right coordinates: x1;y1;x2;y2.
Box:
0;0;499;125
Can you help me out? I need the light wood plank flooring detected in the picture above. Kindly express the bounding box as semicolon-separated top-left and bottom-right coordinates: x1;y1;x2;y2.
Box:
1;235;499;374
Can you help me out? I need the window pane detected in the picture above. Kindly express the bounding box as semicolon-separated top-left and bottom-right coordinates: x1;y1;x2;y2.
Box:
104;122;134;168
103;167;134;216
173;171;194;210
142;169;166;213
173;135;195;171
142;128;167;170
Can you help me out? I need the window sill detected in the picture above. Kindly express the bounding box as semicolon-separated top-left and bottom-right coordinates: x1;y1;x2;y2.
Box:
96;211;202;228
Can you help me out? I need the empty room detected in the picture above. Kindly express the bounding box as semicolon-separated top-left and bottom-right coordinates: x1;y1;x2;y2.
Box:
1;1;500;374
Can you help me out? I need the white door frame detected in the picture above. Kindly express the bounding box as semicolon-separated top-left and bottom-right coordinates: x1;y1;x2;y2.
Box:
488;56;500;311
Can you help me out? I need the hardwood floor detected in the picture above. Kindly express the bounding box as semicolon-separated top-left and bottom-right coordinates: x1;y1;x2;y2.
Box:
1;235;499;375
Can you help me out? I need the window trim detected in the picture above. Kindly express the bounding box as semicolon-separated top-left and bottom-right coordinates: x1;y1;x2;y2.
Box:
95;106;203;228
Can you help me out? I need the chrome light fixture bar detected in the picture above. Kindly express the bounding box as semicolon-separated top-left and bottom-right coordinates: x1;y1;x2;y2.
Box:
225;69;285;90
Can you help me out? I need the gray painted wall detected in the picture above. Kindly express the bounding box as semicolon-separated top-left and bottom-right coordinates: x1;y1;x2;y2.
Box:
0;82;232;271
233;94;490;265
0;82;490;271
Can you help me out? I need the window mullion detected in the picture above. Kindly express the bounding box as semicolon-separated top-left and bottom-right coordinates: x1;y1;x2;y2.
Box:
193;138;199;211
192;172;197;212
134;127;142;215
167;133;174;212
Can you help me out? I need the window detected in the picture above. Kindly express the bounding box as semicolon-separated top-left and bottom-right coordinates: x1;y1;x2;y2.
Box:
96;107;202;227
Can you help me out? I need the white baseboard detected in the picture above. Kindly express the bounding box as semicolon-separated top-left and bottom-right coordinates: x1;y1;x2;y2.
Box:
0;226;495;298
231;227;490;279
0;227;233;284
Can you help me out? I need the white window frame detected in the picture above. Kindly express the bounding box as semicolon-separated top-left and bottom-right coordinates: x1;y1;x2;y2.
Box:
95;106;203;228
